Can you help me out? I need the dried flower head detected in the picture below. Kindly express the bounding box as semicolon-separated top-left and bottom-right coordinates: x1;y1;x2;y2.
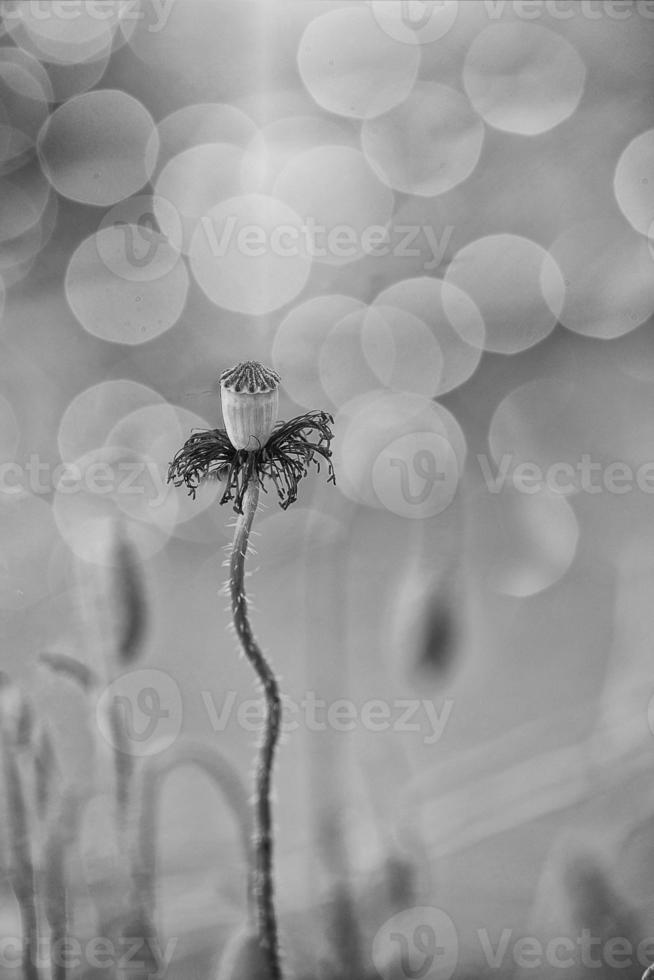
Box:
168;361;335;513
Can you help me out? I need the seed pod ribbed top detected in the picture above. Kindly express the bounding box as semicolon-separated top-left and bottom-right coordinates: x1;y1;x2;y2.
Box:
220;362;280;395
219;361;280;451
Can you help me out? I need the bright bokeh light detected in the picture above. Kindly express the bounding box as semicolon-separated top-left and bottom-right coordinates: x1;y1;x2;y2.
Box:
362;82;484;197
243;115;351;194
364;304;444;395
334;390;466;514
549;217;654;338
373;277;485;395
613;129;654;238
153;142;252;253
189;193;312;316
487;370;654;503
57;380;166;463
152;102;258;178
319;307;408;409
273;144;393;267
272;293;365;410
38;90;159;206
319;305;443;408
4;0;123;64
104;403;217;527
463;22;586;136
297;6;420;120
95;209;183;284
52;446;175;564
0;45;53;94
488;377;580;494
65;226;189;344
99;194;183;267
469;487;579;598
444;234;565;354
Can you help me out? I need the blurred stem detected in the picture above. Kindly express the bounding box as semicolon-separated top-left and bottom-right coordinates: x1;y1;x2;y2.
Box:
2;741;39;980
43;789;80;980
132;739;255;928
303;501;364;976
229;481;283;980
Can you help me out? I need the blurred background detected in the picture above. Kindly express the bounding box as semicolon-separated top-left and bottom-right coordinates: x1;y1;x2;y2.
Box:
0;0;654;977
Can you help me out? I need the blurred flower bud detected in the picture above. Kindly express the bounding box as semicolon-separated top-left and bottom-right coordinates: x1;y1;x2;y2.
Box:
0;671;33;748
388;562;460;686
109;522;148;665
220;361;280;452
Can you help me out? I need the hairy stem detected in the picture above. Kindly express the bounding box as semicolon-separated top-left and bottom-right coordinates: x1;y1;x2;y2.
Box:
229;481;283;980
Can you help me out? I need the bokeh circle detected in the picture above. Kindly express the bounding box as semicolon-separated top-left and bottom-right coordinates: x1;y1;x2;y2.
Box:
38;90;159;206
297;6;420;120
463;22;585;136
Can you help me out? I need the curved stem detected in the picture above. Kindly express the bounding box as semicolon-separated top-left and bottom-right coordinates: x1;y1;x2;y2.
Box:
132;738;255;926
229;481;283;980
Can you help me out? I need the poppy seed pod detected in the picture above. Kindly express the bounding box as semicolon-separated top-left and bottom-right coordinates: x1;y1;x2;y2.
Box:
220;361;280;452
